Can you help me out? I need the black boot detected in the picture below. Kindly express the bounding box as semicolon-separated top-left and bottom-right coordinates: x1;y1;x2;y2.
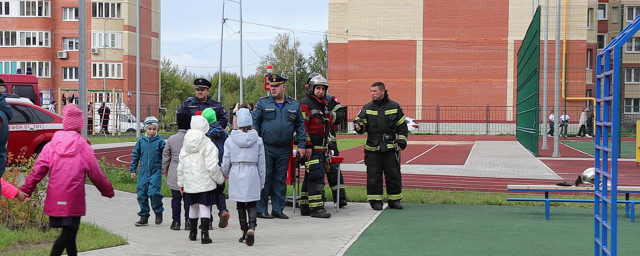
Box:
370;201;383;211
246;221;256;246
310;208;331;218
237;203;248;243
200;218;212;244
188;218;198;241
185;219;190;231
388;200;403;210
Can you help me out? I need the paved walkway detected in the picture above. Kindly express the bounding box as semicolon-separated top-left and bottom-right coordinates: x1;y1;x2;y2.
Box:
81;187;381;256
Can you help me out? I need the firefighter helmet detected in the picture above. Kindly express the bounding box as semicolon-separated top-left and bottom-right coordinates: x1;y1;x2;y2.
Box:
575;167;596;186
305;72;329;94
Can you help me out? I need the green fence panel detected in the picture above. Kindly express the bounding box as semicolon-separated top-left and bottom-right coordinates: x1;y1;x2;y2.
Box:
516;6;540;156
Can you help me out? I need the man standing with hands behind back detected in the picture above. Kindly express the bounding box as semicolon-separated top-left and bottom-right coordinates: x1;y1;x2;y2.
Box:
253;73;307;219
354;82;408;211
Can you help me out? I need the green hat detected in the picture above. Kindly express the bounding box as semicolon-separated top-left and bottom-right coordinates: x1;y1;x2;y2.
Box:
202;108;217;124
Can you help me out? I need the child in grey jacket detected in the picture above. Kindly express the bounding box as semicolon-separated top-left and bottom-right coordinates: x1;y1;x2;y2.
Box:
162;112;191;230
222;108;266;246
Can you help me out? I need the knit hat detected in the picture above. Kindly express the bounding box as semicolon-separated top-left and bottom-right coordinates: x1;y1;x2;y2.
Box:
176;112;191;129
236;108;252;128
144;116;159;129
202;108;217;124
63;103;84;132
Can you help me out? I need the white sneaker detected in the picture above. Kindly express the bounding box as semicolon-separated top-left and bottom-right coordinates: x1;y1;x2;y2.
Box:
547;134;552;137
585;135;592;138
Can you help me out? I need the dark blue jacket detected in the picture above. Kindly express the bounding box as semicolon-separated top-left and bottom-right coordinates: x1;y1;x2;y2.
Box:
253;95;306;148
0;95;12;181
130;134;166;177
178;96;228;129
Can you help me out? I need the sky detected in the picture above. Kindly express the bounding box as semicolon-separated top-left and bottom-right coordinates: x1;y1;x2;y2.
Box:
160;0;329;77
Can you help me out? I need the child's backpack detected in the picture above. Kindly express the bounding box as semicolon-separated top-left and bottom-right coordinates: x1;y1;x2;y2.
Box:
207;127;228;166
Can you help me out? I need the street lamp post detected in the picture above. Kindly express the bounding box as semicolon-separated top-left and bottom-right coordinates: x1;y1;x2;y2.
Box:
103;17;112;91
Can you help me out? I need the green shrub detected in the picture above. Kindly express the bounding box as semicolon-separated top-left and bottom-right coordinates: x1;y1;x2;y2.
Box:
0;151;48;230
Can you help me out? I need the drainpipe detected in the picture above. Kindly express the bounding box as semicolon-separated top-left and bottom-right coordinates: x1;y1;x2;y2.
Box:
561;0;596;108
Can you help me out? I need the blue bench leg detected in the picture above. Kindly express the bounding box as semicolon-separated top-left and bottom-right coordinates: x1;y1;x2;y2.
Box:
626;194;630;218
545;200;550;220
632;203;636;223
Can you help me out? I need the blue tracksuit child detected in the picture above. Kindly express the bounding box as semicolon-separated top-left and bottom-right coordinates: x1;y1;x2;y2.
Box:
201;108;230;228
130;116;166;226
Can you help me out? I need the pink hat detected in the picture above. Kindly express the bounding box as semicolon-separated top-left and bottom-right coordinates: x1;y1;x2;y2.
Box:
63;104;85;132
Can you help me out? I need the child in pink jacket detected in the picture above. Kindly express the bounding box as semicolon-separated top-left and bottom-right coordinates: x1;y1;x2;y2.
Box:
21;104;114;256
1;178;28;201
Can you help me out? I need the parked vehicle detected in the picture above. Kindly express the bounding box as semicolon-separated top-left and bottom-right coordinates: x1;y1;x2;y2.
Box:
5;96;62;162
406;117;420;134
0;73;41;106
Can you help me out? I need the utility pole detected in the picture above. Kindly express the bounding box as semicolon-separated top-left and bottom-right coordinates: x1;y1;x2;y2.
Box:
79;0;88;138
218;0;226;102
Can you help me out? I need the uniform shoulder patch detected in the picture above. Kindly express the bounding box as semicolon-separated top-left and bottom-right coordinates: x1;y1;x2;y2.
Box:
334;97;340;104
259;95;269;100
287;96;299;102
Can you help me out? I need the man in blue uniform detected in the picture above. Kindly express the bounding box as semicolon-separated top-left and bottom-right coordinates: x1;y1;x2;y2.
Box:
253;74;307;219
177;78;230;229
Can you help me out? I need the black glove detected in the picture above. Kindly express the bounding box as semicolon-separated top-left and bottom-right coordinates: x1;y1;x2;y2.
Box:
397;140;407;150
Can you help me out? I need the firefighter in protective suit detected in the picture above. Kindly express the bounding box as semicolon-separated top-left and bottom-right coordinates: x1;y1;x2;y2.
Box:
307;73;348;208
299;74;333;218
354;82;408;210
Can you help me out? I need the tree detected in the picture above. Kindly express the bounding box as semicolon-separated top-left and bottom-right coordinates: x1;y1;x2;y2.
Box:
308;34;328;78
160;58;194;106
257;33;309;100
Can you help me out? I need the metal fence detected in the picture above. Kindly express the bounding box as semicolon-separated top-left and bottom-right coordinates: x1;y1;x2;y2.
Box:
90;103;639;138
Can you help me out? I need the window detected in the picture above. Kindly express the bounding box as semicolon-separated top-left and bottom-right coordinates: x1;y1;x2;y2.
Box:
626;68;640;83
91;2;121;18
627;6;640;22
12;85;38;107
612;7;619;23
0;61;17;74
62;37;78;51
9;61;51;78
92;32;122;48
92;63;123;79
19;1;50;17
0;31;17;46
627;38;640;53
19;31;50;47
588;8;594;28
625;98;640;113
9;104;33;123
0;2;10;15
598;34;606;50
598;4;607;20
587;49;593;70
62;7;78;21
62;67;78;81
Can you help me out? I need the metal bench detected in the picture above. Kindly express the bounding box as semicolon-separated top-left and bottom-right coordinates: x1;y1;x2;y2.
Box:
506;185;640;221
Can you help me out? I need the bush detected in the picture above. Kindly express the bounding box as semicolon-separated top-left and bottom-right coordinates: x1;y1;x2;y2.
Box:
0;150;48;230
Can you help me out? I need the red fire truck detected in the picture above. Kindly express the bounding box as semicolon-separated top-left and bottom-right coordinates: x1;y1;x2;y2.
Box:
0;73;41;106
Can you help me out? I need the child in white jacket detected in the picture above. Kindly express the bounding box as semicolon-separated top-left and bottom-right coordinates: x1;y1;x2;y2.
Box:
177;115;225;244
222;108;266;246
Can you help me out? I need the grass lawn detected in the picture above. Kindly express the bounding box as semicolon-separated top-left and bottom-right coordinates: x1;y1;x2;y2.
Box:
0;222;126;256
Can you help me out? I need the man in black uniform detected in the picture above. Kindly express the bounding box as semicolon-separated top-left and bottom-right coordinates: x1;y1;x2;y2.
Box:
353;82;408;210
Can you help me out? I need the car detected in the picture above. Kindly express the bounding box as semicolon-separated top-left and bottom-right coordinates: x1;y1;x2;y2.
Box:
406;117;419;134
5;96;63;162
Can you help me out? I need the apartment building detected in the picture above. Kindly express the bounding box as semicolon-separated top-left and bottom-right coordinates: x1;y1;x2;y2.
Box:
0;0;160;108
328;0;640;121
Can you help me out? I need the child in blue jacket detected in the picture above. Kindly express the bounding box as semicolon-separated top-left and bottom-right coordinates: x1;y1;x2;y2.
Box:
130;116;166;226
201;108;230;229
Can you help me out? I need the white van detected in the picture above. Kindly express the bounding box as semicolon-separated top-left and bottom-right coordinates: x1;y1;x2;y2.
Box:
92;102;144;134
